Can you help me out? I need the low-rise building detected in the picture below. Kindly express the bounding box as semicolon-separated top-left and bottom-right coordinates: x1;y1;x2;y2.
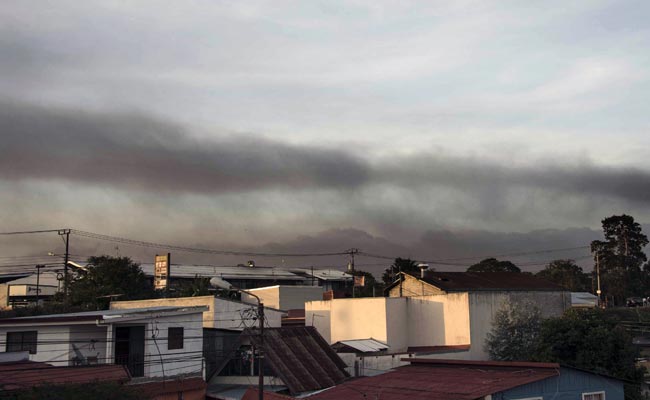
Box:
0;306;205;380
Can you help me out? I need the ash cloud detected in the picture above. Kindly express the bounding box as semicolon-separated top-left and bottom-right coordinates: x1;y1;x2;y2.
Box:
2;101;650;210
0;101;370;193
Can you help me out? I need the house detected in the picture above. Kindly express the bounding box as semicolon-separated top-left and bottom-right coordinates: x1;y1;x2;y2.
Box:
307;273;569;361
207;326;349;399
0;272;59;309
245;359;625;400
0;306;206;380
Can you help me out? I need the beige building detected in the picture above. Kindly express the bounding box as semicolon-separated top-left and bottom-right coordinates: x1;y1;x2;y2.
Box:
240;285;324;310
307;272;570;360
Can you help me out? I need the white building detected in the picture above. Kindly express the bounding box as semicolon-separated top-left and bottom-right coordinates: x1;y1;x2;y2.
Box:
307;272;570;361
0;306;206;379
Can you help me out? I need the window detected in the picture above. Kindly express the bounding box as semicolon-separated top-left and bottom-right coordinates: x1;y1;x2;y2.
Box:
6;331;38;354
583;392;605;400
168;327;184;350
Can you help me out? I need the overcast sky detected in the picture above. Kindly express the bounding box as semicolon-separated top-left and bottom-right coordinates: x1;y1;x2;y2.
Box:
1;1;649;273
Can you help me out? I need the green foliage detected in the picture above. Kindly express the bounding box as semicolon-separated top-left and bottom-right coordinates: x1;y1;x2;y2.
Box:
536;259;590;291
591;214;649;305
0;303;87;319
485;300;541;361
68;256;154;309
467;258;521;273
6;382;143;400
533;309;645;400
171;276;212;298
382;258;420;285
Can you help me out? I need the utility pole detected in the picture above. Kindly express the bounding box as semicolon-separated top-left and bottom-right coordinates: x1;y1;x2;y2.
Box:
258;301;265;400
58;229;71;302
595;252;602;307
346;248;358;273
35;264;44;307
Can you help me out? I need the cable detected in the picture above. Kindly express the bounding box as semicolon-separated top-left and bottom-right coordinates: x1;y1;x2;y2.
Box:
70;229;350;258
0;230;66;235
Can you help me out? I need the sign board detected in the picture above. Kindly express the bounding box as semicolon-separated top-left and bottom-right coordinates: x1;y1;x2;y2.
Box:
154;253;170;290
354;275;365;287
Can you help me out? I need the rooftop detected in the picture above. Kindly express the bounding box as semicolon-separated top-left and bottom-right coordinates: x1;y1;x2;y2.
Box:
400;271;566;292
0;362;130;391
246;326;350;394
306;358;560;400
0;305;208;325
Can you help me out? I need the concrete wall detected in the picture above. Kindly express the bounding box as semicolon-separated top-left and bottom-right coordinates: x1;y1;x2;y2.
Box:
387;274;444;297
0;284;8;309
306;295;470;353
68;325;108;365
466;291;570;360
407;293;470;347
306;298;394;346
111;296;284;330
0;325;73;366
241;285;324;310
138;312;204;378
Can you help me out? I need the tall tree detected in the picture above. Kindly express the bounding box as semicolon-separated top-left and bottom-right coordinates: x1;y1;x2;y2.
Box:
382;258;419;285
467;258;521;273
591;214;649;304
68;256;154;309
485;301;541;361
533;309;644;400
535;259;589;291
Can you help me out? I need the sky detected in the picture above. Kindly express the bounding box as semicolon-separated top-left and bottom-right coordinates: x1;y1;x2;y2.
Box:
1;1;649;274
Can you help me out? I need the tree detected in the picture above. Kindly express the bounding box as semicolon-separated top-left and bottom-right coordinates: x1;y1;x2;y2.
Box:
535;259;590;291
68;256;154;309
172;276;212;298
382;258;420;285
591;214;649;304
467;258;521;273
533;309;644;400
485;301;541;361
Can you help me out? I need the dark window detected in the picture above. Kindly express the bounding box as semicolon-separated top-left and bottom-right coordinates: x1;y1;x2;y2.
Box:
168;327;184;350
6;331;37;354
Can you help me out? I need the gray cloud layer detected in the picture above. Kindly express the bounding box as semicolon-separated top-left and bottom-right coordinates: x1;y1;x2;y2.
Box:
0;101;369;193
2;101;650;207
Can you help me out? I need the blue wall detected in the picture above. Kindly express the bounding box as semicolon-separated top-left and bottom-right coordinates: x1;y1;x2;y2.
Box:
493;367;624;400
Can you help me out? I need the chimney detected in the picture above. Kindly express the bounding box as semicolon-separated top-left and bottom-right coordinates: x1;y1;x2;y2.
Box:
418;263;430;279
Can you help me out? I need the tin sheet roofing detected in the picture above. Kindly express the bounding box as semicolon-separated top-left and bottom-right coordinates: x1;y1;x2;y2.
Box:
335;339;389;353
410;271;565;292
139;263;304;280
308;358;559;400
246;326;350;394
0;362;129;391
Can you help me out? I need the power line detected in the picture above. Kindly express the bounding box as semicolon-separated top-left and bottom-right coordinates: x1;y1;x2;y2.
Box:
70;229;351;258
0;229;66;235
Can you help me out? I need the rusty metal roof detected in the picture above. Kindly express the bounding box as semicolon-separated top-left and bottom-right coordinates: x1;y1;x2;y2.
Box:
246;326;350;395
408;271;566;292
307;358;560;400
0;362;130;391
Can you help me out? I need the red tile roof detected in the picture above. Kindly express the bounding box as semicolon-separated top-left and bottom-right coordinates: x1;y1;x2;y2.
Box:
410;271;565;292
307;358;560;400
133;377;207;397
0;362;130;391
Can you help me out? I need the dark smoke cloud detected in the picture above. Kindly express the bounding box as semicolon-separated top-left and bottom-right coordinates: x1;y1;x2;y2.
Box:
0;101;370;193
2;101;650;207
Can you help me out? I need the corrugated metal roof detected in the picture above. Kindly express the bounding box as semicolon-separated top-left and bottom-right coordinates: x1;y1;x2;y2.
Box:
0;362;130;391
335;339;389;353
400;271;566;292
0;305;207;325
307;358;559;400
288;268;352;282
139;263;304;280
246;326;350;394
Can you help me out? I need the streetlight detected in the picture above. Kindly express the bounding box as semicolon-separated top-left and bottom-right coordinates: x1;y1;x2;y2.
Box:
210;277;265;400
